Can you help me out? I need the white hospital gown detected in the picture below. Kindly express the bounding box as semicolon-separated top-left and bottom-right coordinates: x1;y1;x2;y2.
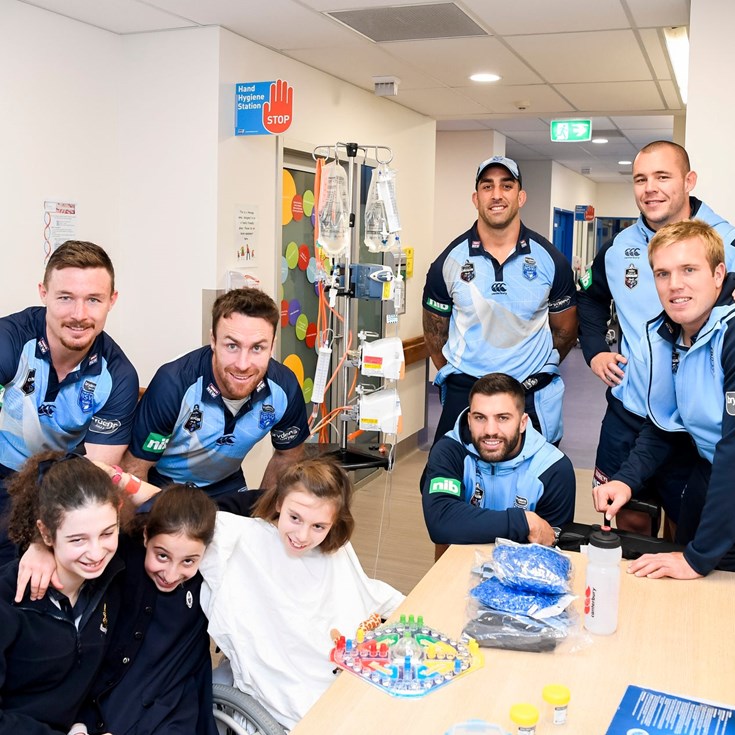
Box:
199;513;405;729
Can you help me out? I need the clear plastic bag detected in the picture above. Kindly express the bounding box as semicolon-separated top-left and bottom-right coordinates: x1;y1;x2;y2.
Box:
492;539;573;595
317;161;350;256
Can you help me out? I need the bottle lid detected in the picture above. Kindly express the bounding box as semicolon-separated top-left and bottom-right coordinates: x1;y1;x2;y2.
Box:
542;684;571;705
589;527;621;549
509;703;539;726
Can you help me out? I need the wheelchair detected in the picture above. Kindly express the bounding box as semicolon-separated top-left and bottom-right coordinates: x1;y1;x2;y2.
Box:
212;683;287;735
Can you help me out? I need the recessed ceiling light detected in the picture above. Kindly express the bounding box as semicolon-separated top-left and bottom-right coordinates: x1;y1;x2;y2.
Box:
618;160;632;165
592;137;608;144
469;73;501;83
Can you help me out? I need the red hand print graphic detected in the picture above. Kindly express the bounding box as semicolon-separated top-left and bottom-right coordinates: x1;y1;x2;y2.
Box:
263;79;293;134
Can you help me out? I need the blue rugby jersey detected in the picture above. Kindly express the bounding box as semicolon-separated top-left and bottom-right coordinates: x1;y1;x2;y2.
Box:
422;222;576;382
0;307;139;471
421;410;575;545
614;274;735;574
129;346;309;493
577;197;735;417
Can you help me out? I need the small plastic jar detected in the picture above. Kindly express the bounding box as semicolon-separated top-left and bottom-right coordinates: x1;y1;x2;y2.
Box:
542;684;570;725
509;703;539;735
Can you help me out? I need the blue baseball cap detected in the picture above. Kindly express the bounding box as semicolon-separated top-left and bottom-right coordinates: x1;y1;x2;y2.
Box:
475;155;522;188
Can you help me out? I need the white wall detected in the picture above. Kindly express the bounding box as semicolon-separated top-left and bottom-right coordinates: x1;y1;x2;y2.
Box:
0;4;436;485
595;183;637;218
686;0;735;225
118;27;221;383
433;130;505;255
516;160;553;238
0;0;121;318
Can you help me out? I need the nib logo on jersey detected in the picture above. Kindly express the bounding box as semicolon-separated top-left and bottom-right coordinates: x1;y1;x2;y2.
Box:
143;432;171;454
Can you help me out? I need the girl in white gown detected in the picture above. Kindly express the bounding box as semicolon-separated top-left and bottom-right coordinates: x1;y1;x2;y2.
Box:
199;458;405;730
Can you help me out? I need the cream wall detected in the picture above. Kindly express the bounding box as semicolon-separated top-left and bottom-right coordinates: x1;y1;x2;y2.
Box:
0;1;121;320
595;183;637;218
686;0;735;225
1;4;435;484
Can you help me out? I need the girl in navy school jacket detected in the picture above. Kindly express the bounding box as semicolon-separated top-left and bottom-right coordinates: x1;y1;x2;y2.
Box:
0;451;127;735
23;477;219;735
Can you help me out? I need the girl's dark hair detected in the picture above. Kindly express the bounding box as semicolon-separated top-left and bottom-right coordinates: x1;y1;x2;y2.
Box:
252;458;354;554
141;485;217;546
6;451;124;551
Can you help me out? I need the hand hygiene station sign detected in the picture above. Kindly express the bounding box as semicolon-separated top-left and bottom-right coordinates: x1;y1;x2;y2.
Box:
235;80;294;136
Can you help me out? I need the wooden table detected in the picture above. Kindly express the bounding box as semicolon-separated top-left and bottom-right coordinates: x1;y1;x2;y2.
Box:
292;544;735;734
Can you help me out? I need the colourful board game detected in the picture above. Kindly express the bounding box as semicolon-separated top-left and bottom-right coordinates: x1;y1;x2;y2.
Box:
330;614;484;698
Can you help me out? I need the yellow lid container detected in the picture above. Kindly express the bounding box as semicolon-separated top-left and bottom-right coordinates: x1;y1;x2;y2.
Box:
542;684;570;705
509;703;539;727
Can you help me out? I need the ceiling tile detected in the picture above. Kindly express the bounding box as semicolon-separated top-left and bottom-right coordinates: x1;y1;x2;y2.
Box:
459;83;575;115
285;43;433;91
506;30;651;83
623;129;674;146
639;27;672;80
462;0;629;35
554;81;666;111
383;36;541;86
21;0;195;33
611;115;674;128
626;0;690;28
395;87;488;116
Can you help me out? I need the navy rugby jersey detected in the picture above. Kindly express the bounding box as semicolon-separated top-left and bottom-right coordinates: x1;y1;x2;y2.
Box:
129;346;309;493
0;307;138;471
423;222;576;381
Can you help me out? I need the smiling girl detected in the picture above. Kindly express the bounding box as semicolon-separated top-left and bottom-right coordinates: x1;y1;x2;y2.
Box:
199;458;405;730
0;451;126;735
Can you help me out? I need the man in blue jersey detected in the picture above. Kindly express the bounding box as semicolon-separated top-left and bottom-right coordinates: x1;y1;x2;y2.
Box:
422;373;575;556
0;240;138;562
594;220;735;578
122;288;309;511
578;141;735;534
423;156;577;446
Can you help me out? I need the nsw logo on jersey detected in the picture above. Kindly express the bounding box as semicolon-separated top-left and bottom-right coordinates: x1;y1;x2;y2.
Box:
184;404;203;433
625;264;639;290
522;256;537;281
429;477;461;496
78;379;97;413
258;404;276;430
460;261;476;283
21;369;36;396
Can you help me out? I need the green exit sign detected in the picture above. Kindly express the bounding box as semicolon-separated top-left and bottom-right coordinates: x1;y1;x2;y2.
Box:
550;119;592;142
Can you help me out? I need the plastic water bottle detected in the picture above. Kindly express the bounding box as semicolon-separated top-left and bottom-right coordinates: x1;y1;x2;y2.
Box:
583;528;622;635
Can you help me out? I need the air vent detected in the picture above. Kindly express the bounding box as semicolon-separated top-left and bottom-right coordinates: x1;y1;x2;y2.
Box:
326;2;488;43
581;167;592;175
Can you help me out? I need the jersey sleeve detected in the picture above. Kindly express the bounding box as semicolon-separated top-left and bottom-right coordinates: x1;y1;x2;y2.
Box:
0;317;22;385
421;438;530;544
269;365;309;450
684;324;735;574
422;253;453;317
534;454;576;527
127;363;184;461
85;353;139;447
547;247;577;314
577;240;615;364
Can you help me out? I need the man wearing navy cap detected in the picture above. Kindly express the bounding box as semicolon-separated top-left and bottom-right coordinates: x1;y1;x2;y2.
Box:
422;155;577;446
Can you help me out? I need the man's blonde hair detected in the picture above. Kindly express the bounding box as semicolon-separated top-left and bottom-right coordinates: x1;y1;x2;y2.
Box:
648;219;725;274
